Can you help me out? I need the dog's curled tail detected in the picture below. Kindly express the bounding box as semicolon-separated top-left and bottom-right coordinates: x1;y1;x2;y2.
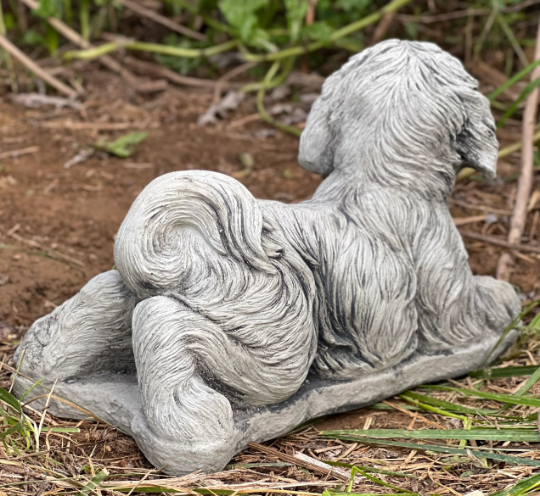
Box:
114;170;277;299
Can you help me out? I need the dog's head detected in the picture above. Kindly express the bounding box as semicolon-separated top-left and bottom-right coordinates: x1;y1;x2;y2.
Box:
299;40;498;186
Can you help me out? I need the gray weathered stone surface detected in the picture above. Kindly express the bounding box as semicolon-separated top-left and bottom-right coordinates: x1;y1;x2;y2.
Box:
14;39;521;475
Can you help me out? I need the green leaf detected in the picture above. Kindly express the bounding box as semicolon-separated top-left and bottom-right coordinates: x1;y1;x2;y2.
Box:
321;428;540;442
284;0;308;44
32;0;63;18
337;0;370;12
0;387;22;414
94;132;148;158
3;13;15;30
42;427;81;433
0;422;24;440
218;0;268;45
22;29;46;47
405;21;418;39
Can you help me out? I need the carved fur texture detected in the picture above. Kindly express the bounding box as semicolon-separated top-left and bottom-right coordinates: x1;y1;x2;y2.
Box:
15;39;521;469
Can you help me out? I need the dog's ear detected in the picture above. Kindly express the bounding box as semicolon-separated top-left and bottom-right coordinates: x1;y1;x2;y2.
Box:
454;95;498;178
298;95;335;175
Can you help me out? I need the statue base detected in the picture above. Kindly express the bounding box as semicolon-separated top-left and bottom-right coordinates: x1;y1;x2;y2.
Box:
13;331;517;476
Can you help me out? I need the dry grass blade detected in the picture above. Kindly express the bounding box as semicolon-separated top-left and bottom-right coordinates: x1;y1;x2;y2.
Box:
248;441;350;482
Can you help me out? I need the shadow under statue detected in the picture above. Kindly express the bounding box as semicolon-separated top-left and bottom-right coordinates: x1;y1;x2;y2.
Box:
13;39;520;475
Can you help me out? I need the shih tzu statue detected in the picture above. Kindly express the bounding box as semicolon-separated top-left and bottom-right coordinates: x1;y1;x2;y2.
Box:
14;40;520;475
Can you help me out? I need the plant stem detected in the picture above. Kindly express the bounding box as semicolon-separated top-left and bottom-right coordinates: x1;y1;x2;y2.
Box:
241;55;294;93
256;59;302;137
80;0;91;41
63;0;73;26
64;38;239;60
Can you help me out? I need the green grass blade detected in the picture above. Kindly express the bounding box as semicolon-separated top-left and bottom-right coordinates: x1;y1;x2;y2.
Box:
399;392;467;420
490;472;540;496
489;58;540;102
349;466;414;494
320;428;540;442
470;366;540;379
419;385;540;408
0;387;22;414
41;427;81;433
401;390;504;416
20;379;42;402
529;312;540;332
78;469;108;496
515;366;540;397
318;436;540;468
484;300;540;365
327;461;418;479
497;77;540;128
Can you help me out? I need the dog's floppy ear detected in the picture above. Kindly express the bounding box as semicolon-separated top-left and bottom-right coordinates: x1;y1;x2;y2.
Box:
454;95;498;178
298;94;335;176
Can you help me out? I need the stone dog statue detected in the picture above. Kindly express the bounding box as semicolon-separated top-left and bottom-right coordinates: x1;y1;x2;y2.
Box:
14;39;520;475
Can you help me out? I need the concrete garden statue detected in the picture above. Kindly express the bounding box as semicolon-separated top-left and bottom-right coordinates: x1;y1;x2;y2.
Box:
13;39;521;475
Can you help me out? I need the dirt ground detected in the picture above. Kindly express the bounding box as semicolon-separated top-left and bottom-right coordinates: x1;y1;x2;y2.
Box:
0;69;324;327
0;65;540;493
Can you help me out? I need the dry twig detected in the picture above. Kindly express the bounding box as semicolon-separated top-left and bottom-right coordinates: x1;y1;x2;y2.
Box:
115;0;205;41
461;230;540;254
122;56;229;89
497;14;540;280
0;146;39;160
248;442;349;482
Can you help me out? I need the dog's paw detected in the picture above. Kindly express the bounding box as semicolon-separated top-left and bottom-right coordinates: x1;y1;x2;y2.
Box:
474;275;521;333
16;270;137;382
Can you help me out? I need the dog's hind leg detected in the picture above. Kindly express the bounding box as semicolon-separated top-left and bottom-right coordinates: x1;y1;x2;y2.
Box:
130;289;319;473
131;296;234;448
